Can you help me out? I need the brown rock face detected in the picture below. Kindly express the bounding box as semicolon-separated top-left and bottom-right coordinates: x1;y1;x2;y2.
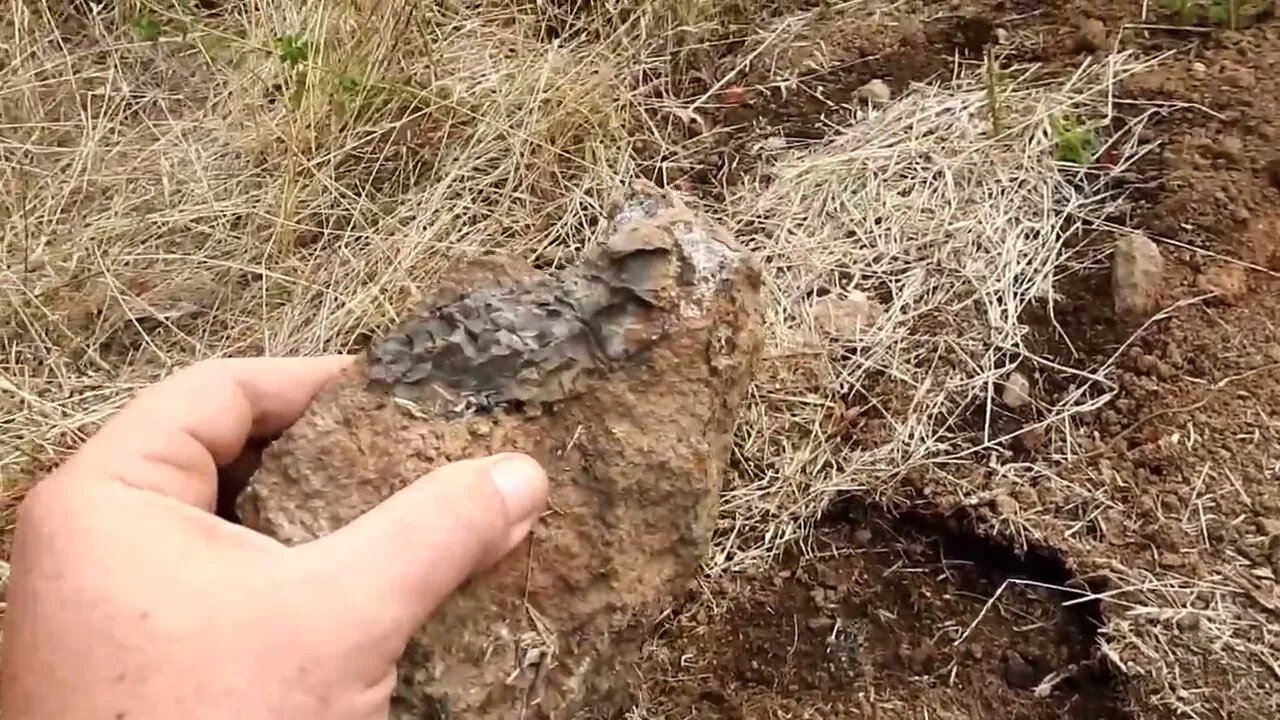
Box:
236;183;763;719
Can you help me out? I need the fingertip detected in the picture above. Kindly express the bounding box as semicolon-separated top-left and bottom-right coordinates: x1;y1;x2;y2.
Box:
486;453;548;526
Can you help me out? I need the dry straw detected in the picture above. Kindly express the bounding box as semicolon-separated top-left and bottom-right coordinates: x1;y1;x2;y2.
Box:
714;51;1160;568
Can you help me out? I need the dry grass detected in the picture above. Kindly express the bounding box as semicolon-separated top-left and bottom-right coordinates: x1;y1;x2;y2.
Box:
3;1;1277;718
2;0;655;494
716;52;1161;567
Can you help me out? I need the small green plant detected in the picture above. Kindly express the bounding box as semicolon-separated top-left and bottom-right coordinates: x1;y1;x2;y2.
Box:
1050;115;1098;166
272;34;312;110
1159;0;1268;27
132;13;162;42
273;34;310;67
1208;0;1240;28
1160;0;1202;24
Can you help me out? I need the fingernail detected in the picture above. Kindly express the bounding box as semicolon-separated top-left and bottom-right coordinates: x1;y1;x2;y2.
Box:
503;516;538;555
489;454;548;524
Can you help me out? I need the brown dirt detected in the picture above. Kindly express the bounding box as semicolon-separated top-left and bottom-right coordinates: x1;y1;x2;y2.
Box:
620;505;1121;720
621;3;1280;719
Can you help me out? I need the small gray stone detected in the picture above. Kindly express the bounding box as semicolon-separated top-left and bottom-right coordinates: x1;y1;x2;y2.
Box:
1112;232;1164;324
856;79;892;106
1001;371;1032;409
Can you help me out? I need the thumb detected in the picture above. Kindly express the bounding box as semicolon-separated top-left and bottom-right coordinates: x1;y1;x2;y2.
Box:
297;453;548;637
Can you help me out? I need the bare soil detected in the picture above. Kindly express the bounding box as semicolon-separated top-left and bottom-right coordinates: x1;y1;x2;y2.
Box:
619;3;1280;718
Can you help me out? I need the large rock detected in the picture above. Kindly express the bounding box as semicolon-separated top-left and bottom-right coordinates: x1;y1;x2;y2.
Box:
237;182;763;719
1112;232;1164;324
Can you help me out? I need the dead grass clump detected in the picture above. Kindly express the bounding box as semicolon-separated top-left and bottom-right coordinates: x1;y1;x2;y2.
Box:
715;53;1163;568
1;0;640;504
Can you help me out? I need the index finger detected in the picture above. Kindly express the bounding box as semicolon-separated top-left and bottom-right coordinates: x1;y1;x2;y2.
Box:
59;356;355;510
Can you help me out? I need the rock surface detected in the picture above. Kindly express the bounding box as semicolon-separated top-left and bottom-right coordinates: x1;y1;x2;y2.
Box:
237;183;763;719
1001;371;1032;409
1112;232;1164;323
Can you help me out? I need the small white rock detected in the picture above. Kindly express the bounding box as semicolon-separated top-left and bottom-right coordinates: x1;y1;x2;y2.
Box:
0;559;9;601
810;292;882;337
856;79;892;105
1001;371;1032;409
1190;61;1208;79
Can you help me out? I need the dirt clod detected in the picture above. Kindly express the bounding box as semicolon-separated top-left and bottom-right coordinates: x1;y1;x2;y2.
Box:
1197;263;1249;303
1223;65;1257;89
1074;18;1108;53
1112;232;1165;323
238;184;763;719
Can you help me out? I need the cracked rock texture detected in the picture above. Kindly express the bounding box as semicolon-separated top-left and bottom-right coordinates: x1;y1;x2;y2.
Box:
237;183;763;719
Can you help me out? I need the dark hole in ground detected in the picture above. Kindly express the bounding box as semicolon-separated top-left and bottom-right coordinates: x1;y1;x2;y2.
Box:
624;500;1125;719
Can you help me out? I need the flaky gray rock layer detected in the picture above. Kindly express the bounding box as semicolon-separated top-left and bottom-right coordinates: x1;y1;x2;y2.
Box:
237;183;763;719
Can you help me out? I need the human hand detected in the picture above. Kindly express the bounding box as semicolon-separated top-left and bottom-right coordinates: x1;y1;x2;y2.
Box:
0;357;549;720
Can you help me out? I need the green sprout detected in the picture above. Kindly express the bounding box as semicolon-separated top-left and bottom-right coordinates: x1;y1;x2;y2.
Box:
133;13;162;42
273;34;310;67
1050;115;1098;166
1159;0;1202;24
1208;0;1239;28
271;34;312;110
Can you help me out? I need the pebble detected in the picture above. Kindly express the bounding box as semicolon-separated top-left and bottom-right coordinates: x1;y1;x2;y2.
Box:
1190;61;1208;79
856;79;892;106
1112;232;1165;323
810;292;883;336
1001;370;1032;408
